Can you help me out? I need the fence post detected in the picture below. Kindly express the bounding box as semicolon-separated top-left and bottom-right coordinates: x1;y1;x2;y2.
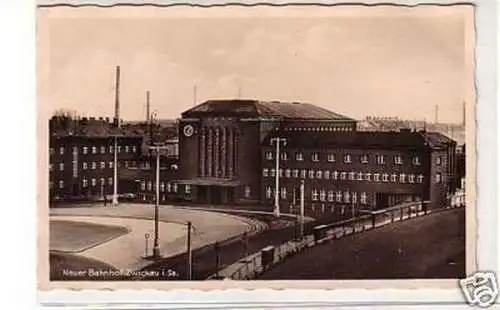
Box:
391;211;394;223
400;207;403;221
214;242;220;278
371;214;376;228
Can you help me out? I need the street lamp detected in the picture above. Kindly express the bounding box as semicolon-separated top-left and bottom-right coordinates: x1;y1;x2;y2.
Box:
270;137;287;219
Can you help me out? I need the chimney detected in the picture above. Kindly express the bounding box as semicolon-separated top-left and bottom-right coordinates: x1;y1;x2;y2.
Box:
114;66;121;128
146;91;150;124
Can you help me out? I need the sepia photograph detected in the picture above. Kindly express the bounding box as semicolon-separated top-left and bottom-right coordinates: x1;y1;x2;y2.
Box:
37;3;475;288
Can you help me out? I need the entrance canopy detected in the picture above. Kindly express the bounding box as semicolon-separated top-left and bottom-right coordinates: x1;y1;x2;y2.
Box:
175;178;240;187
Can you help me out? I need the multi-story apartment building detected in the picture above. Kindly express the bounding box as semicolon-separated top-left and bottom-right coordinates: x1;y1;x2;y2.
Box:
261;130;457;211
49;116;144;201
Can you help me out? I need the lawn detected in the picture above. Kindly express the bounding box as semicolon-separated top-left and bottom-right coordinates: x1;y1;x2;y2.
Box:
50;219;130;253
259;208;466;280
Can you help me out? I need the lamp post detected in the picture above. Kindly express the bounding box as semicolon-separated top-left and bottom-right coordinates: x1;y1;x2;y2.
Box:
270;137;287;219
299;179;305;239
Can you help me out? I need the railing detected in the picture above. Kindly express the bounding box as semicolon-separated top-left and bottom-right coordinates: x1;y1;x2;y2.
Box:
213;199;465;281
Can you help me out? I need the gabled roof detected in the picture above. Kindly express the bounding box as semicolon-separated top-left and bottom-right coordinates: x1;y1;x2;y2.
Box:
182;99;354;121
263;130;455;150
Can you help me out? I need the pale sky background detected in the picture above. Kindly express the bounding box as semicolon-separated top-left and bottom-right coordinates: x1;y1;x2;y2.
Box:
38;5;474;123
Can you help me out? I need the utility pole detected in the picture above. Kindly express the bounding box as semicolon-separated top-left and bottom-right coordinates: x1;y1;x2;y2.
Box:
187;221;192;280
299;179;305;239
193;85;197;107
270;137;286;218
112;65;121;206
434;104;439;124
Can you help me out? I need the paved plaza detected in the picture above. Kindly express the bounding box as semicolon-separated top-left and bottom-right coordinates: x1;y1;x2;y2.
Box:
50;204;267;273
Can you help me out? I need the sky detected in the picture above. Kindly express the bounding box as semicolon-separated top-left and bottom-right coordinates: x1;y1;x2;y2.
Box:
37;5;474;123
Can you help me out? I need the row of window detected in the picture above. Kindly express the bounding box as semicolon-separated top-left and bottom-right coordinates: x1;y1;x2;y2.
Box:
283;126;354;132
265;187;368;204
50;145;138;156
262;168;434;184
140;181;183;194
49;178;113;189
265;151;428;166
50;160;139;172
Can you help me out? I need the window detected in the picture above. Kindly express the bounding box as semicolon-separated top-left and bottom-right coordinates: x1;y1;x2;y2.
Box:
296;152;304;161
82;162;87;170
185;184;191;194
50;148;55;155
311;153;319;162
109;162;113;169
125;146;130;153
417;174;424;183
99;177;105;186
408;174;415;183
400;173;406;183
147;181;152;191
100;161;105;169
92;162;96;170
300;169;307;178
265;152;273;160
344;154;352;163
280;152;288;161
49;164;53;171
311;189;318;201
436;156;442;165
92;146;97;154
100;146;106;154
82;146;88;154
292;169;299;178
72;146;78;155
412;156;421;166
117;146;121;153
382;173;389;182
335;191;342;202
91;178;96;187
348;171;355;180
108;177;113;185
352;192;358;203
320;190;326;202
360;192;367;204
124;161;129;168
343;191;350;203
340;172;347;180
262;168;269;177
316;170;323;179
365;172;372;181
394;155;403;165
278;169;283;178
327;153;335;162
270;169;276;177
109;146;114;153
374;173;380;182
327;190;334;202
166;183;171;193
324;170;330;179
308;170;315;179
172;183;177;193
357;172;363;181
59;147;65;155
59;163;64;171
82;179;88;188
285;169;291;178
360;154;368;164
161;182;165;192
436;173;442;183
49;181;53;189
141;181;146;191
332;170;339;180
245;186;251;198
132;146;137;153
390;173;397;182
266;186;272;199
280;187;287;200
58;180;64;189
376;155;385;165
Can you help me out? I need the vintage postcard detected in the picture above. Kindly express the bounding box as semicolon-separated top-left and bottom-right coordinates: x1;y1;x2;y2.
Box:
37;1;477;295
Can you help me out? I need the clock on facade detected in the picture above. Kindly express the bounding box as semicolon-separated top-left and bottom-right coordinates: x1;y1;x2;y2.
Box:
183;124;194;137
